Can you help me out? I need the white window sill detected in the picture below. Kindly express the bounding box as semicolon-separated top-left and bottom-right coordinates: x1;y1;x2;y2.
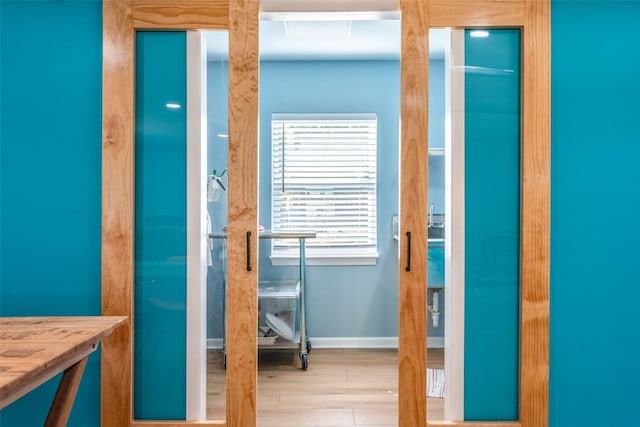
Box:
270;253;379;266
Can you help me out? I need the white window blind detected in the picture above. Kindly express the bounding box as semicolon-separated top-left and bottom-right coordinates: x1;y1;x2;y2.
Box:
271;113;378;262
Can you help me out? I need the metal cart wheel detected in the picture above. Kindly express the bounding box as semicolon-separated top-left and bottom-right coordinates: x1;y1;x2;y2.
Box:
306;338;312;354
300;353;309;370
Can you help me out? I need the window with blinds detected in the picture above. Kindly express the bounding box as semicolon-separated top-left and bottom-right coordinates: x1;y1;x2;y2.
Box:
271;113;378;264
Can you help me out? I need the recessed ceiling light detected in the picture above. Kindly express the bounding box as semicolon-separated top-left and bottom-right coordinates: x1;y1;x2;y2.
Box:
166;103;181;109
469;30;489;38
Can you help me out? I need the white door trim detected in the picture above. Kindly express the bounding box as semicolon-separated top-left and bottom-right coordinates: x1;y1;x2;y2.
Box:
444;28;466;422
186;30;208;421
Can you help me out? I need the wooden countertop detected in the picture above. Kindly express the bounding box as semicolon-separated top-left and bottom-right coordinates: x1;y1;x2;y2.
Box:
0;316;127;412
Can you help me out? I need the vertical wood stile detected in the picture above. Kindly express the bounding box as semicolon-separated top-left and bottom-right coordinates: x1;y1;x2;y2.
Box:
400;1;429;427
226;1;260;427
102;1;134;427
520;1;550;427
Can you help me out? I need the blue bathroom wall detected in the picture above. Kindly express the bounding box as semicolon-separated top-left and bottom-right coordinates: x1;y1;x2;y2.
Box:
134;31;187;420
429;57;446;151
429;57;446;214
464;29;521;420
206;59;229;340
258;60;400;339
0;1;103;426
550;1;640;426
206;59;446;341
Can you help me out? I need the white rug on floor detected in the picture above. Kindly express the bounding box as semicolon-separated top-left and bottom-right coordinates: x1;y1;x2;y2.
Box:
427;368;445;398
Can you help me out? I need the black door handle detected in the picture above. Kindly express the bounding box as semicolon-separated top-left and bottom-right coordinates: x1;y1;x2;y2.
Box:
246;231;252;271
405;231;411;272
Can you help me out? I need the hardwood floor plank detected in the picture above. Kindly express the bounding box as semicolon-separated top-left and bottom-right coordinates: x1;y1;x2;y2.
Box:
207;348;445;423
278;393;397;410
258;408;354;426
353;408;397;426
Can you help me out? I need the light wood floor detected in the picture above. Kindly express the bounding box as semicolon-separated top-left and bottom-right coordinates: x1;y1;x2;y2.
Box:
207;348;445;426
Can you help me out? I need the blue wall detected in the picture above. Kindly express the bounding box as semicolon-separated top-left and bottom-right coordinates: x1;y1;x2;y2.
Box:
207;59;446;340
0;1;103;426
3;1;640;425
206;60;229;340
258;60;401;338
550;1;640;426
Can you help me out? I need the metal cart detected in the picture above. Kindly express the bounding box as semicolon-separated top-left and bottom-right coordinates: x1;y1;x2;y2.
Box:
209;231;315;370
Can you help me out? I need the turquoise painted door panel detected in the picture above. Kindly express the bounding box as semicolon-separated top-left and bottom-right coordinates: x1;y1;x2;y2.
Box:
464;29;521;421
134;31;187;420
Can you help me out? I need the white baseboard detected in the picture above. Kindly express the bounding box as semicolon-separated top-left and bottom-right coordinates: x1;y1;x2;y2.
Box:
428;337;444;348
311;337;444;349
207;338;223;349
207;336;445;349
311;337;398;348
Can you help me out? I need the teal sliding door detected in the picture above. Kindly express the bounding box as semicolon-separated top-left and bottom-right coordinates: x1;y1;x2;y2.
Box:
134;31;188;420
426;28;520;422
464;29;521;420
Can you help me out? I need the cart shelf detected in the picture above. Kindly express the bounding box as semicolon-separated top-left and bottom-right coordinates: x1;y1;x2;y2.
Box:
209;230;315;370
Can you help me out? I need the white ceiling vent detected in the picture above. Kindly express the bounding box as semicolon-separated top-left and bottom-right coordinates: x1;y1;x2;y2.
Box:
283;20;352;38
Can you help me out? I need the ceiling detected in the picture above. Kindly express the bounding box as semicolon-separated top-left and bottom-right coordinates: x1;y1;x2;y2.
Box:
205;20;447;62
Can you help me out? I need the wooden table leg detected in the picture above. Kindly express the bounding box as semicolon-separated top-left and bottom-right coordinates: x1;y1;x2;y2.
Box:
44;357;88;427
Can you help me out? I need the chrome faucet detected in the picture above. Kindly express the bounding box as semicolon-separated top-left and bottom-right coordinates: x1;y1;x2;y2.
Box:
429;203;434;227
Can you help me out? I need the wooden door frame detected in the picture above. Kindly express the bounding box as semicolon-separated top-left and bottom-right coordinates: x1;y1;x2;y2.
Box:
101;1;549;426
